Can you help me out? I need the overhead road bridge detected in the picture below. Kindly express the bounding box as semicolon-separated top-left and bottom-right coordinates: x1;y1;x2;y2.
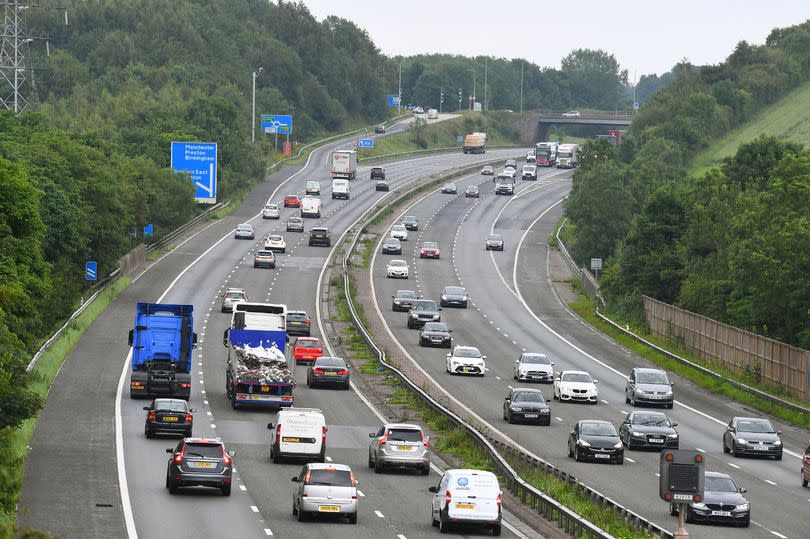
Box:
516;110;635;142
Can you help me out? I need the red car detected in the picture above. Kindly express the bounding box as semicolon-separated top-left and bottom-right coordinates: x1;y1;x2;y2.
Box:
419;241;440;259
481;165;494;175
283;195;301;208
292;337;323;364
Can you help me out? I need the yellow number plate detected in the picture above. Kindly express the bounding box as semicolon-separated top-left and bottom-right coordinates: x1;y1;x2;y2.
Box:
282;437;300;443
397;445;415;451
318;505;340;512
191;462;215;468
455;502;475;510
261;386;270;392
163;416;178;422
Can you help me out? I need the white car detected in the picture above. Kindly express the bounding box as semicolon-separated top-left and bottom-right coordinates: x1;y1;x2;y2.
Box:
427;108;439;119
390;224;408;241
234;223;255;239
553;370;598;404
386;259;409;279
264;234;286;253
562;110;581;118
499;168;516;179
514;353;554;382
305;180;321;195
446;345;486;376
262;203;280;219
429;469;502;534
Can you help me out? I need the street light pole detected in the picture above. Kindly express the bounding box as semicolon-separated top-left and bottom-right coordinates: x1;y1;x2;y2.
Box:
251;67;263;143
398;59;402;114
484;57;487;110
468;68;476;110
519;60;524;114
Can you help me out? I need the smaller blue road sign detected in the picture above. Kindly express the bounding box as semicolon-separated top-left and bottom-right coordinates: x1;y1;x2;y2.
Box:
260;114;293;135
358;139;375;148
457;135;464;143
143;224;153;236
85;261;98;281
387;95;401;107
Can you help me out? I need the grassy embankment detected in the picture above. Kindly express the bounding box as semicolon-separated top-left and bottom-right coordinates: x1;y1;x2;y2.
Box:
0;277;132;535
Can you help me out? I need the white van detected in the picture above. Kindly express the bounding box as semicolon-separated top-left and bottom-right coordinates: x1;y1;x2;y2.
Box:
263;202;280;219
268;408;326;463
429;469;502;534
332;179;350;200
305;180;321;195
427;108;439;119
301;197;321;218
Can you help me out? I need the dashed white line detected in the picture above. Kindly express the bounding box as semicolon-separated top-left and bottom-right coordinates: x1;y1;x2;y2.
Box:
770;532;787;539
625;457;636;463
374;510;385;518
728;462;741;469
555;416;564;422
250;505;259;513
695;447;706;453
764;479;777;486
600;399;609;404
264;530;273;536
357;489;365;497
325;456;333;462
239;484;247;491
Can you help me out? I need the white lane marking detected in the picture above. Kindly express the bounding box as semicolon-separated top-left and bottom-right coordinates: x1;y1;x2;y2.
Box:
251;505;259;513
211;424;216;429
555;417;564;422
374;510;385;518
695;447;706;453
728;462;741;469
655;473;660;477
264;530;274;536
239;485;247;491
770;532;787;539
206;411;212;416
764;479;777;486
397;535;406;539
625;457;636;463
325;456;333;462
495;376;501;380
357;490;365;497
600;399;609;404
114;350;138;539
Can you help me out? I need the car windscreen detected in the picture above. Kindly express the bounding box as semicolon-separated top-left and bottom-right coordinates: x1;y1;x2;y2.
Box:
522;354;549;364
390;260;407;267
308;469;352;487
422;323;447;332
288;313;307;321
387;428;422;442
513;392;545;403
225;292;245;299
396;290;416;299
384;238;399;244
155;401;187;412
184;443;222;459
488;235;503;241
705;476;737;492
268;235;283;241
257;251;273;257
443;287;465;295
580;423;617;436
632;413;669;426
738;420;775;433
562;373;592;383
296;340;320;348
314;357;345;368
392;225;405;231
372;167;384;172
423;242;438;248
411;300;437;310
454;348;481;358
637;371;669;384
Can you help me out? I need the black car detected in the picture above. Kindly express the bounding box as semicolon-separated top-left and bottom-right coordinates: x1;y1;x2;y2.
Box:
465;185;480;198
419;322;452;348
287;217;305;232
376;180;389;191
287;310;311;336
309;226;331;247
371;166;386;180
503;388;550;425
625;367;673;408
723;417;783;459
440;286;468;308
618;411;679;450
382;237;402;255
568;420;623;464
402;215;419;230
144;398;194;438
406;299;441;329
671;472;750;527
485;234;504;251
165;437;235;496
504;159;517;170
392;290;418;312
307;356;350;389
441;183;457;194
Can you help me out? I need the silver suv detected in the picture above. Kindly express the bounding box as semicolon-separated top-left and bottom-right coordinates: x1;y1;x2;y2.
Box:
368;423;430;475
291;463;358;523
221;288;247;313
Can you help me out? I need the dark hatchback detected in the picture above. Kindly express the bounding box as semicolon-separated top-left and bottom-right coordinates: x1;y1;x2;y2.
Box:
308;227;331;247
503;388;551;425
568;420;623;464
392;289;418;312
671;472;750;527
371;166;386;179
144;398;195;438
723;417;783;459
165;437;235;496
440;286;468;308
465;185;480;198
382;237;402;255
402;215;419;230
287;310;311;336
419;322;452;348
625;367;673;408
619;411;679;450
406;299;441;329
307;356;350;389
485;234;504;251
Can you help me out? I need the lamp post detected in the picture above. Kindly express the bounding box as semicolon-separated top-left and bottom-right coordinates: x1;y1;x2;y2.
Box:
468;68;476;110
251;67;263;143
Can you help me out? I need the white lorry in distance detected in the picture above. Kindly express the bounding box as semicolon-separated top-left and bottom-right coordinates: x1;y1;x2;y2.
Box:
556;144;579;169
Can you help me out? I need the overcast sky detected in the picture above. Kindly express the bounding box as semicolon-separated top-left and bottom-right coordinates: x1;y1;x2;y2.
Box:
299;0;810;79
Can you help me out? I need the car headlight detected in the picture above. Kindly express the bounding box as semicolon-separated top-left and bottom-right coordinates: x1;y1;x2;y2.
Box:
441;295;447;300
737;438;747;444
410;313;418;318
774;439;782;446
635;388;646;395
735;503;750;511
665;390;673;396
613;442;623;449
394;300;401;304
510;406;523;412
631;431;643;437
577;439;590;447
691;502;708;510
540;408;549;413
667;433;678;438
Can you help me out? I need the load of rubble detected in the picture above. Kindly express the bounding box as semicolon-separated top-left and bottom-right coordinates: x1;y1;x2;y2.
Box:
231;343;293;385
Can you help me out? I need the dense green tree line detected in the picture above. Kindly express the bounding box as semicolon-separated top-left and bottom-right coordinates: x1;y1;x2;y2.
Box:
565;20;810;348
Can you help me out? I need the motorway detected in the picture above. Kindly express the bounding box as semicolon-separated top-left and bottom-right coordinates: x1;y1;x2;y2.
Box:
368;163;810;539
18;120;534;539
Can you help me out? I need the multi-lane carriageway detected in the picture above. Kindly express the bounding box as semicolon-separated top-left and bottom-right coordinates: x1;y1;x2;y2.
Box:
367;164;809;539
18;123;542;539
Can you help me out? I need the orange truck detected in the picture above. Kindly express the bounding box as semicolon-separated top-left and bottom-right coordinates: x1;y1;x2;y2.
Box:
462;132;487;154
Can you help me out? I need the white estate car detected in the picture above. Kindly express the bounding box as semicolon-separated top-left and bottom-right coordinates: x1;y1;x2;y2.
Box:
386;259;409;279
262;203;280;219
446;345;486;376
390;224;408;241
553;370;598;404
514;352;554;383
264;234;286;253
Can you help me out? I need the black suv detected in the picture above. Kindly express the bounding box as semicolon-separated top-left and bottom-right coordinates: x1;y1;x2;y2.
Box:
165;437;235;496
309;227;331;247
419;322;452;348
370;166;386;180
407;299;441;329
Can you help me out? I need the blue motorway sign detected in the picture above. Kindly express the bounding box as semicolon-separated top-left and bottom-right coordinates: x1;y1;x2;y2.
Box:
386;95;401;107
358;139;375;148
143;224;153;236
171;142;217;204
457;135;464;143
633;100;640;111
260;114;293;135
85;261;97;281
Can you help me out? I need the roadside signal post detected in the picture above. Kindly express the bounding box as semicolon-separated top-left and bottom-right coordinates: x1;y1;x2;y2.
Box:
659;449;705;539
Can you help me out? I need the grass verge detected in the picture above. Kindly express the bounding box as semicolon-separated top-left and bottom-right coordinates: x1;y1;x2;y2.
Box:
568;294;810;430
0;277;132;535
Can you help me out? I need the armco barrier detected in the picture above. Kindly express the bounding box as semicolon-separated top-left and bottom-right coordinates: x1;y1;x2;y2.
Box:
332;161;677;538
145;202;226;254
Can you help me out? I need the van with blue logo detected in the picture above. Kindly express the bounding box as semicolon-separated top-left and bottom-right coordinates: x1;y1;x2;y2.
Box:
428;468;502;534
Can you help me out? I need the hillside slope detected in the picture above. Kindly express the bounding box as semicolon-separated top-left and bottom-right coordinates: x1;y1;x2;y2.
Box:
691;81;810;174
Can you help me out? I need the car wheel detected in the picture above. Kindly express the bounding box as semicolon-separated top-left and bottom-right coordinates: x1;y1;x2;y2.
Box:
221;484;231;496
185;429;192;438
374;462;383;474
492;523;502;536
775;452;782;461
439;509;450;534
723;437;729;453
670;504;678;516
802;477;808;488
368;454;375;469
145;427;153;439
624;391;630;404
629;393;636;406
615;455;624;465
297;506;307;522
507;411;513;424
502;408;507;420
168;479;178;494
684;506;694;524
432;511;439;527
348;513;357;524
272;447;281;464
739;516;750;528
666;402;674;409
625;436;634;450
421;466;430;476
574;446;582;462
732;442;740;457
